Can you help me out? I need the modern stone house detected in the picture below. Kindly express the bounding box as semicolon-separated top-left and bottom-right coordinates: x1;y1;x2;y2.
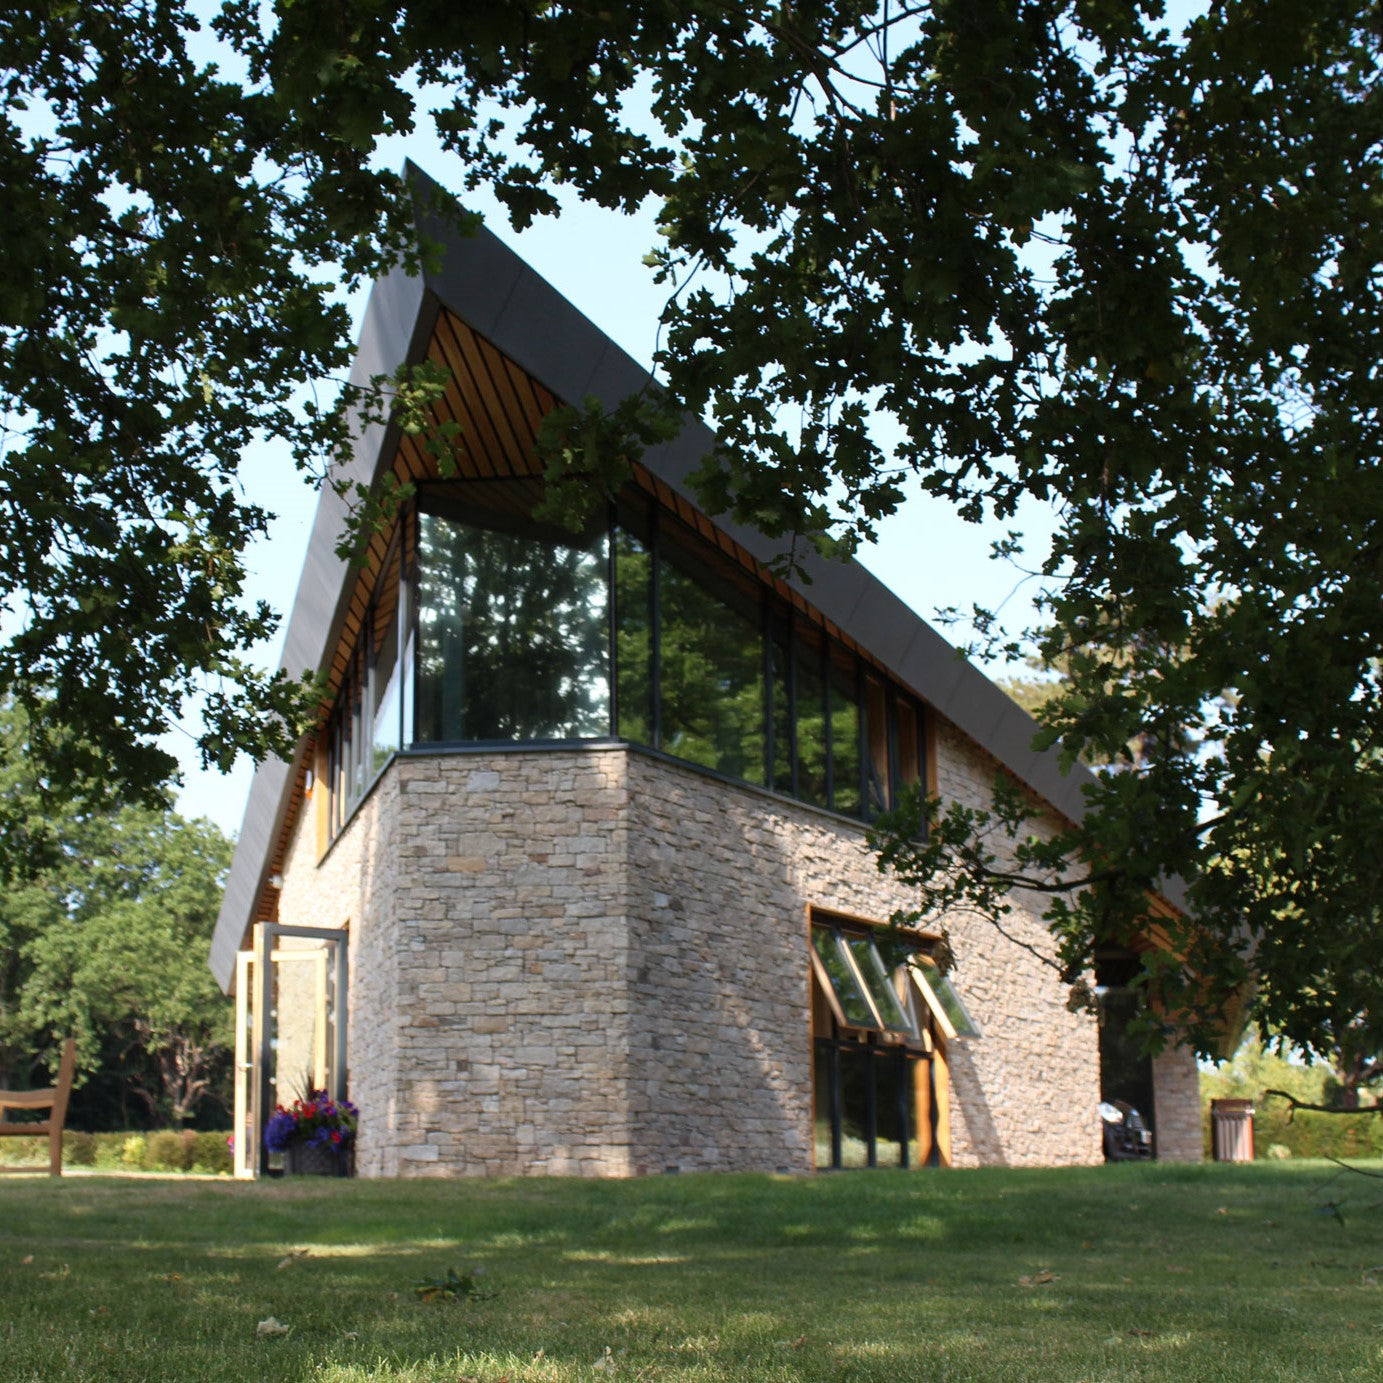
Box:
210;174;1204;1178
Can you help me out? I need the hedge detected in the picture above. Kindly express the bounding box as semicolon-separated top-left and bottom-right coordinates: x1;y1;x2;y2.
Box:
0;1129;232;1174
1202;1099;1383;1161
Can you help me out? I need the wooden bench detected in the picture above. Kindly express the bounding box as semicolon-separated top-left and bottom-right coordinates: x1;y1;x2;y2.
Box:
0;1039;77;1176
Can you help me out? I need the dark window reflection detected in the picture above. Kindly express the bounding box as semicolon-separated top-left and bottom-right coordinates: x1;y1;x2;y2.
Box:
416;509;610;742
830;646;861;816
838;1046;873;1168
614;524;653;744
874;1049;910;1168
657;530;765;784
794;625;828;807
770;626;793;793
326;488;933;838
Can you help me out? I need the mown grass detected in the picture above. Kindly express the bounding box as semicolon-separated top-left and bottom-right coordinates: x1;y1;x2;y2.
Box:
2;1161;1381;1381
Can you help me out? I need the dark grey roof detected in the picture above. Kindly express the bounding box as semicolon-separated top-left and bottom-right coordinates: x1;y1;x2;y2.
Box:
209;166;1096;990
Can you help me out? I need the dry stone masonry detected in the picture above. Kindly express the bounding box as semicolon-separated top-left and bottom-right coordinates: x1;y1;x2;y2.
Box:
271;701;1170;1175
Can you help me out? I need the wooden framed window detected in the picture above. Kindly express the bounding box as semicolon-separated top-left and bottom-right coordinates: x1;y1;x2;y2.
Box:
908;956;981;1040
810;913;975;1170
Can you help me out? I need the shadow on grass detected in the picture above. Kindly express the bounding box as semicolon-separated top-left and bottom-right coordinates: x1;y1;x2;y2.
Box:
0;1164;1379;1381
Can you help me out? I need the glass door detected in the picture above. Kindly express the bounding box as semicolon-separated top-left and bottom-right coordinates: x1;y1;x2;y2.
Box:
232;923;349;1178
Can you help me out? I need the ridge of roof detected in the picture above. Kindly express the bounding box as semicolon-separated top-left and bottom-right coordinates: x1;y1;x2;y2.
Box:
209;166;1096;990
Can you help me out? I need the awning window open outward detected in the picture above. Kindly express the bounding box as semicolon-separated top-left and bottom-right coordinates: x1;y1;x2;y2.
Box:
810;923;978;1042
908;955;982;1041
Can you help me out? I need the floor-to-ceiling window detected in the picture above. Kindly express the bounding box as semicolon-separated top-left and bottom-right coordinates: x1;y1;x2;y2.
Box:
322;482;933;843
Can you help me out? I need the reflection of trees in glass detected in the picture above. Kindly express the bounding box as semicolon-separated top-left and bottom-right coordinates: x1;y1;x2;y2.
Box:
795;634;828;807
402;497;918;826
830;651;862;816
416;511;609;741
771;635;792;792
614;531;652;743
658;553;765;783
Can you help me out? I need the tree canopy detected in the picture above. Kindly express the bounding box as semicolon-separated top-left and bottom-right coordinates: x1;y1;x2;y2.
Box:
3;1;1382;1069
1;702;235;1125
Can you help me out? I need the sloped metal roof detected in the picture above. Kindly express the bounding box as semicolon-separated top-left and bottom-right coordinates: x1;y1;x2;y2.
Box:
210;166;1095;991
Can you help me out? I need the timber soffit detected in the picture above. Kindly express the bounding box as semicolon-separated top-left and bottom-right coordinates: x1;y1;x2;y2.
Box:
209;164;1098;991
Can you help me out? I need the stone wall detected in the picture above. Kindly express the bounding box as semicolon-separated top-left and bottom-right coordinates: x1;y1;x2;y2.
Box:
273;726;1112;1175
622;753;903;1174
384;751;635;1176
931;721;1104;1166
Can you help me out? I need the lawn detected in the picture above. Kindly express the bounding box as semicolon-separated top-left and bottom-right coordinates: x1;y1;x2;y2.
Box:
1;1161;1380;1382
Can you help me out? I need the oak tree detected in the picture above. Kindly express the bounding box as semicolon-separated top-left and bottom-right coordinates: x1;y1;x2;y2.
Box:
4;1;1382;1069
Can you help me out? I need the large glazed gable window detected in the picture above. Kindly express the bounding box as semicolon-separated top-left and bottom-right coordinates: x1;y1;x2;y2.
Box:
655;519;766;785
319;479;933;844
415;500;610;743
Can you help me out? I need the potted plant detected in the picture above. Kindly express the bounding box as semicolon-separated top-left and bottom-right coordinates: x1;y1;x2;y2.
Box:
264;1090;359;1176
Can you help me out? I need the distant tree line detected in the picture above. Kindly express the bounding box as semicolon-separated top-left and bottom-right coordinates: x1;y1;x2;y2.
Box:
1;703;233;1129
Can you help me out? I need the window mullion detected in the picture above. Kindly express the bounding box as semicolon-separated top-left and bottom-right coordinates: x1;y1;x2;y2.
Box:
650;505;662;751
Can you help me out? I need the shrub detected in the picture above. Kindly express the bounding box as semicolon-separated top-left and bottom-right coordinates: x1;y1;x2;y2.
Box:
145;1129;199;1171
120;1135;147;1169
191;1131;233;1175
64;1131;98;1166
0;1136;44;1165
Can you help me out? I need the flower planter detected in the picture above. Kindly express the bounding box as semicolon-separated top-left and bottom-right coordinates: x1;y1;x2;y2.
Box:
284;1142;351;1177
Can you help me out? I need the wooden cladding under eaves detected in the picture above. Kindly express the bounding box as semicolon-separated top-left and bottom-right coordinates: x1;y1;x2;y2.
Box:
252;305;893;923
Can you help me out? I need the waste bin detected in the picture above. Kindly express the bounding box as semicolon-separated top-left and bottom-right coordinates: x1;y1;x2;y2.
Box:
1211;1098;1255;1162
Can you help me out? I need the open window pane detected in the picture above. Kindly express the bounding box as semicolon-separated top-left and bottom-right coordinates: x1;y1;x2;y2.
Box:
912;957;982;1039
812;929;879;1029
845;935;917;1038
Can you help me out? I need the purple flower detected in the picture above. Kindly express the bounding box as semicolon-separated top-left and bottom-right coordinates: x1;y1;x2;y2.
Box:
263;1092;359;1151
264;1109;300;1152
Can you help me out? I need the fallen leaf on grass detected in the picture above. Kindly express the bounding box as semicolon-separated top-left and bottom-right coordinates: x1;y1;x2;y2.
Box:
162;1273;182;1283
87;1307;108;1318
1165;1265;1191;1275
1127;1329;1155;1338
342;1331;358;1342
277;1250;310;1271
256;1317;290;1338
1018;1270;1059;1287
21;1255;33;1266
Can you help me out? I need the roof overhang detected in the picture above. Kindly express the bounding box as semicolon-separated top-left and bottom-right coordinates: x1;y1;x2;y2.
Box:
210;164;1106;991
